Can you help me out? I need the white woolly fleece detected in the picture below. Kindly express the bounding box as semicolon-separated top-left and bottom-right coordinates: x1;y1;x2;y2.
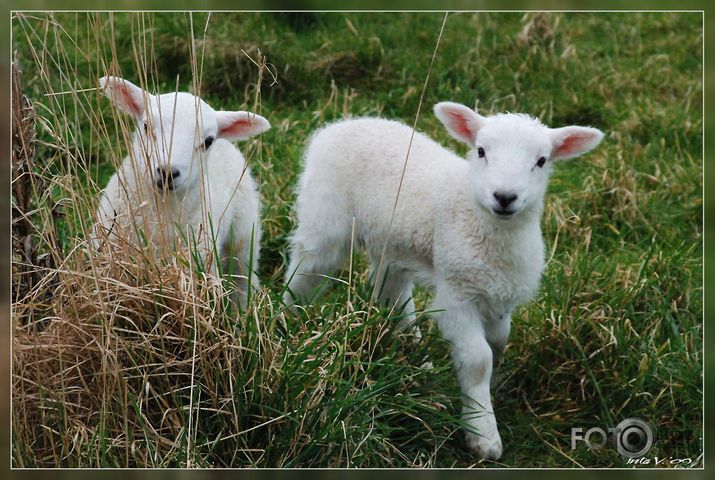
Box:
94;77;269;306
284;102;604;460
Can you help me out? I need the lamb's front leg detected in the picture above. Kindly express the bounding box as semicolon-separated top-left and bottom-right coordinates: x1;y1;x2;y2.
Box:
434;288;502;460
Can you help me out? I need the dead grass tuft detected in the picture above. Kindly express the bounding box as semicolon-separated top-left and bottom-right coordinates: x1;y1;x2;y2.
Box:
517;13;556;46
13;240;284;467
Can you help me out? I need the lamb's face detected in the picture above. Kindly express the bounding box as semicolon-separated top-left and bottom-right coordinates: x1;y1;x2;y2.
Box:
138;92;217;192
469;115;553;219
434;101;604;221
99;76;271;193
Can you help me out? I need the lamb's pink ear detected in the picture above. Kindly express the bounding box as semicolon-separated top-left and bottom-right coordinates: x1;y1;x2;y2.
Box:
433;101;486;146
215;111;271;141
99;76;147;118
549;126;604;160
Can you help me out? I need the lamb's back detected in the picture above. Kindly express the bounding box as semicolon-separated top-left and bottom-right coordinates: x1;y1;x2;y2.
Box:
303;118;470;253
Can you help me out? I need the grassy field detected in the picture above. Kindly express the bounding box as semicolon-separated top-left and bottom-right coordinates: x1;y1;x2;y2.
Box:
11;12;702;468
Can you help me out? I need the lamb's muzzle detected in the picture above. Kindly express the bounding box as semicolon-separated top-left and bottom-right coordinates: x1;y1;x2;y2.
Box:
155;166;180;191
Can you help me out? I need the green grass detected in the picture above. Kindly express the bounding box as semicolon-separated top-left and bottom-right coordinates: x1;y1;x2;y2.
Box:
11;11;702;468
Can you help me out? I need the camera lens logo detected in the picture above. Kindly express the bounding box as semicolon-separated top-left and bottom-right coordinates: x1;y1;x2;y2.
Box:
614;418;654;458
571;417;655;458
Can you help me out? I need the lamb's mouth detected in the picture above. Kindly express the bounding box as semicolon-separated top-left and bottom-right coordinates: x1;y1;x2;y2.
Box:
492;207;515;218
155;167;181;192
155;178;176;191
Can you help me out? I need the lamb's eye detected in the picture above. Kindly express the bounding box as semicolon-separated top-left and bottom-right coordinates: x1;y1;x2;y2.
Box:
477;147;486;158
536;156;547;168
203;136;215;149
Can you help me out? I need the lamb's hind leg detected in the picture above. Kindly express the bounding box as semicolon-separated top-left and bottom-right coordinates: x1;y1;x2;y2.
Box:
283;228;350;306
369;258;420;338
486;313;511;388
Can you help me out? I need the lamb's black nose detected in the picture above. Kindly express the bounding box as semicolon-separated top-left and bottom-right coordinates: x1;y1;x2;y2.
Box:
493;191;517;208
156;167;180;191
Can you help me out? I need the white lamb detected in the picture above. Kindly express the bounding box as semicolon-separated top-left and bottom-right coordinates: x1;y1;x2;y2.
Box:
94;76;270;306
283;101;603;460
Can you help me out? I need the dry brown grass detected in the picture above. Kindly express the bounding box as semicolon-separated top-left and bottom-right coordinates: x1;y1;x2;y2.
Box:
12;234;281;467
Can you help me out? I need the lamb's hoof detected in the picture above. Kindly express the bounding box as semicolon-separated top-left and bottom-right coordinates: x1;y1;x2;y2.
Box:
466;432;503;461
284;303;300;315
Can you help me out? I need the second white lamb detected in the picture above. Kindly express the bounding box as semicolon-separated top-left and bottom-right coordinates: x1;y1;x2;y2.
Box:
95;76;270;306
